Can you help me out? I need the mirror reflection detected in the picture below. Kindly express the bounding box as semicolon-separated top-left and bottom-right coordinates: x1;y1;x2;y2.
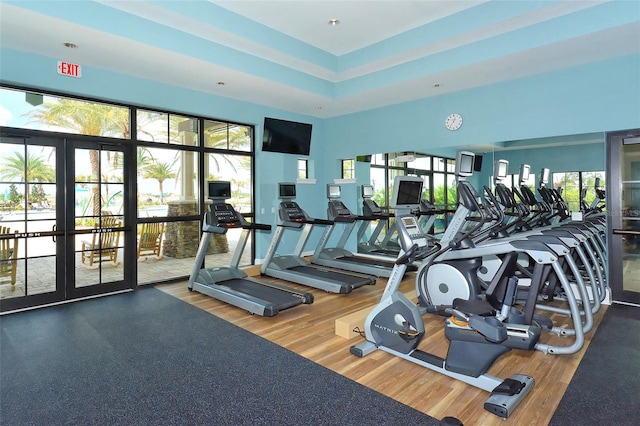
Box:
355;132;606;255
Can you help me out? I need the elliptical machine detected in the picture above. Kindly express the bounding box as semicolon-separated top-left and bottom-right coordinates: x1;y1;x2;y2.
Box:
351;176;539;419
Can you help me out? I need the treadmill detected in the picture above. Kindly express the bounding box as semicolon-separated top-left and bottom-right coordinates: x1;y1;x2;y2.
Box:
311;184;403;278
260;183;376;294
188;181;313;316
356;184;399;257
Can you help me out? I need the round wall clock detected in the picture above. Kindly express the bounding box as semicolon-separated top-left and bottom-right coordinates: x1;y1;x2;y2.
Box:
445;113;463;131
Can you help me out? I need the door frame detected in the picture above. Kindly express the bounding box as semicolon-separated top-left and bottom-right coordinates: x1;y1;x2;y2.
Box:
607;129;640;305
0;132;66;312
65;137;135;300
0;128;135;313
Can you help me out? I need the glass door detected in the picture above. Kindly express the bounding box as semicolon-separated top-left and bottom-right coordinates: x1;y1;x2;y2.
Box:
0;133;133;313
608;131;640;305
0;135;65;311
68;139;132;299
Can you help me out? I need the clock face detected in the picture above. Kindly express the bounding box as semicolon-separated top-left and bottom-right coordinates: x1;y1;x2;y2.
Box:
445;113;463;131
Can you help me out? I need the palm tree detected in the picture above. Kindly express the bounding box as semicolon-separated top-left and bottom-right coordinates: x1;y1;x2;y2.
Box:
137;147;153;172
205;125;250;174
0;151;55;207
27;100;161;215
27;99;130;215
142;160;176;203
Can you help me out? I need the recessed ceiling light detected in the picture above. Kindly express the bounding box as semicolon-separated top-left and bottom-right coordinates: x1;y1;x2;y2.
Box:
63;42;78;49
328;19;340;26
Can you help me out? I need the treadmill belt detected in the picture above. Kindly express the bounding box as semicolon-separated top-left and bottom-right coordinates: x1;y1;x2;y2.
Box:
289;266;372;286
336;255;417;271
222;278;303;310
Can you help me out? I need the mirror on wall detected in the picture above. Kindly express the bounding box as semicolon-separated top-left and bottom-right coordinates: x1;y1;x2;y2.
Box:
354;132;606;255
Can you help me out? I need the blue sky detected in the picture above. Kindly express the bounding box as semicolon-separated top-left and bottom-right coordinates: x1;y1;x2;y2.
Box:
0;88;39;128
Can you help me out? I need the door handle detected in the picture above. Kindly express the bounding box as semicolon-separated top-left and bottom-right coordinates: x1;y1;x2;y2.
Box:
52;224;56;242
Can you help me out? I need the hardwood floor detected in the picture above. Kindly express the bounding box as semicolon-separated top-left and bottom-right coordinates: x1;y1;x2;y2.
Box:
158;268;605;426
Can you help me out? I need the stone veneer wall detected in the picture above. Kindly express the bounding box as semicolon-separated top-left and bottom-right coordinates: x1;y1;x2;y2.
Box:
163;200;229;258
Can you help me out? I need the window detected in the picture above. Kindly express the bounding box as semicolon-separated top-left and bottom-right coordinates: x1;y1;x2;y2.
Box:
1;85;257;287
553;171;605;212
137;146;192;216
370;152;456;219
136;110;199;145
297;159;308;179
1;87;130;138
342;159;355;179
203;120;252;152
407;155;431;170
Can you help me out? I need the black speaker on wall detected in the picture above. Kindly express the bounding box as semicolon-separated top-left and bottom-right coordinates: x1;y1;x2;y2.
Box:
473;155;483;171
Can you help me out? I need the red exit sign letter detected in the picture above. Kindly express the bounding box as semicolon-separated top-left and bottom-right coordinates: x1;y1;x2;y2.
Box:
57;61;82;78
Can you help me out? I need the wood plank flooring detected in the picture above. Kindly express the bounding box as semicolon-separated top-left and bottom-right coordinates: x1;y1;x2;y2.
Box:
158;268;605;426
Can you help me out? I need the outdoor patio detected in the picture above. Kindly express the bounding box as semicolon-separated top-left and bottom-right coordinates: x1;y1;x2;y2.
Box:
0;229;247;301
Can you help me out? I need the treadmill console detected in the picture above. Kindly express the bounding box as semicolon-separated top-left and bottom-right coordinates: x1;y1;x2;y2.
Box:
363;199;383;216
328;200;354;221
396;214;429;250
280;201;306;222
211;203;240;225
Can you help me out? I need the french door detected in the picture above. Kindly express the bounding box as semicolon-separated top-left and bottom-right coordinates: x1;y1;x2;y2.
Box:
607;130;640;305
0;131;133;313
67;138;133;299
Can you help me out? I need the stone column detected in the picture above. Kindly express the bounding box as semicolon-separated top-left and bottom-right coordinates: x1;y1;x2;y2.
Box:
163;200;228;258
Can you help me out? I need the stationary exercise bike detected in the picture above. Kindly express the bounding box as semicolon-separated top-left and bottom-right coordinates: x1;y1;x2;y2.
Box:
351;176;539;419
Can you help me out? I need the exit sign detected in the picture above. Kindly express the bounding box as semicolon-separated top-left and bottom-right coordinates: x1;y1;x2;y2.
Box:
57;61;82;78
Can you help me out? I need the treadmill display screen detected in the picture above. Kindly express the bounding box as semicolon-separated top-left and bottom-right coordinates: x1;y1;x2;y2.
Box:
208;181;231;199
279;183;296;198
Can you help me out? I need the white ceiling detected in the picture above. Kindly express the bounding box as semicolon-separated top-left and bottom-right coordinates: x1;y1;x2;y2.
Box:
1;0;639;118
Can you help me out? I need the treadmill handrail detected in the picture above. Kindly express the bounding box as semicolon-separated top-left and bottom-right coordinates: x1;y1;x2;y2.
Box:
244;223;271;231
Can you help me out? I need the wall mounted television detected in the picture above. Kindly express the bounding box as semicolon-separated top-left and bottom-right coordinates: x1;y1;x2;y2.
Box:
262;117;312;156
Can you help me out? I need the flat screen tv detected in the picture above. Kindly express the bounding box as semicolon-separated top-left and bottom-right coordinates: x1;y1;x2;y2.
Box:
456;151;475;177
208;181;231;199
494;159;509;181
278;182;296;199
262;117;312;156
391;176;423;209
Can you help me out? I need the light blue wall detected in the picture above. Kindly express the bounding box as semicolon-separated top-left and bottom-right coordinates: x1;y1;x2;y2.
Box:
324;54;640;159
0;48;329;256
1;48;639;258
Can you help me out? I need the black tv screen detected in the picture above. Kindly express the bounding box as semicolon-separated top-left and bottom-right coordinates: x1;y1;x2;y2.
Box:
396;181;423;205
391;176;424;209
262;117;312;155
208;181;231;199
279;182;296;198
